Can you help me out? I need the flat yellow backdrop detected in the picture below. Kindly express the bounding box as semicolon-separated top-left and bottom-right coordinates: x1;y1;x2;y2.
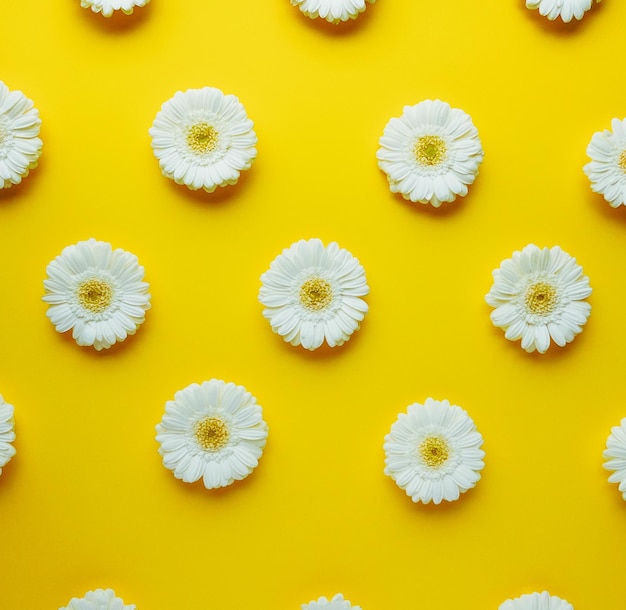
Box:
1;1;625;608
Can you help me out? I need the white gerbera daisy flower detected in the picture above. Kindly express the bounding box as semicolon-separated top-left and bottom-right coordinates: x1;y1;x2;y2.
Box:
156;379;269;490
302;593;361;610
603;417;626;500
0;396;16;476
526;0;599;22
149;87;257;193
258;238;369;351
584;117;626;208
80;0;149;18
383;398;485;505
42;238;151;351
0;81;42;190
291;0;375;23
59;588;136;610
377;99;483;208
486;244;592;355
499;592;573;610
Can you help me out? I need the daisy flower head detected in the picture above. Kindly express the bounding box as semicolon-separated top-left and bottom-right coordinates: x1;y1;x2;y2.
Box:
156;379;269;490
43;238;151;351
486;244;592;354
603;417;626;500
59;588;136;610
291;0;375;24
149;87;257;193
302;594;362;610
526;0;599;22
80;0;149;17
383;398;485;505
259;238;369;351
0;81;42;190
0;395;16;476
499;592;573;610
377;99;483;208
584;117;626;208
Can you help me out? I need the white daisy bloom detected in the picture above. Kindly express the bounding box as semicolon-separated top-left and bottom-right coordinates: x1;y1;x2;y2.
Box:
258;238;369;351
0;395;16;476
499;592;573;610
526;0;599;22
0;81;42;190
80;0;149;18
43;238;151;351
383;398;485;505
59;588;136;610
149;87;257;193
302;594;361;610
156;379;269;490
377;99;483;208
486;244;592;355
603;417;626;500
584;117;626;208
291;0;375;24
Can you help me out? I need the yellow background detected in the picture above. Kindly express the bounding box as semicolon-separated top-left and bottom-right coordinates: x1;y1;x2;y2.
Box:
0;0;625;608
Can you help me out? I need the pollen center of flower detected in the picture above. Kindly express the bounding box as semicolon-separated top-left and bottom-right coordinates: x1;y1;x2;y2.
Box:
299;277;333;311
419;436;450;468
414;135;446;166
77;279;113;313
618;150;626;172
195;417;230;451
525;281;557;315
186;122;219;154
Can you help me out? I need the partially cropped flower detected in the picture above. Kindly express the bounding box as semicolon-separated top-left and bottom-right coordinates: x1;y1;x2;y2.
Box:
291;0;375;23
584;117;626;208
149;87;257;193
526;0;599;22
603;417;626;500
80;0;149;17
259;238;369;351
59;588;136;610
499;592;573;610
156;379;268;490
384;398;485;505
43;238;151;351
377;99;483;208
486;244;592;354
302;593;361;610
0;81;42;189
0;396;16;476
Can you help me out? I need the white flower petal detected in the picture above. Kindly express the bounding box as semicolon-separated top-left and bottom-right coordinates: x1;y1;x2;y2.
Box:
259;239;369;350
486;244;591;354
526;0;596;21
59;588;136;610
498;591;573;610
80;0;149;16
604;418;626;501
155;379;268;490
301;593;362;610
383;398;485;505
42;238;151;350
291;0;374;23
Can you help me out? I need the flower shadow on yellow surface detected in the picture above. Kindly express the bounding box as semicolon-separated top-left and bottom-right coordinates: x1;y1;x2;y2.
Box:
587;189;626;228
164;166;257;209
78;2;153;33
0;158;45;205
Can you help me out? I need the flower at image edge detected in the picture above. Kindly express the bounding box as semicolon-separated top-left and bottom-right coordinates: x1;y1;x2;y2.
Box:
59;588;136;610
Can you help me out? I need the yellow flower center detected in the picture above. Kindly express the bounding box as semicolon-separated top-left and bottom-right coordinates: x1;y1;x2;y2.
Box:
618;150;626;172
195;417;230;451
414;135;446;166
419;436;450;468
299;278;333;311
77;279;113;313
186;122;219;154
525;281;557;315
